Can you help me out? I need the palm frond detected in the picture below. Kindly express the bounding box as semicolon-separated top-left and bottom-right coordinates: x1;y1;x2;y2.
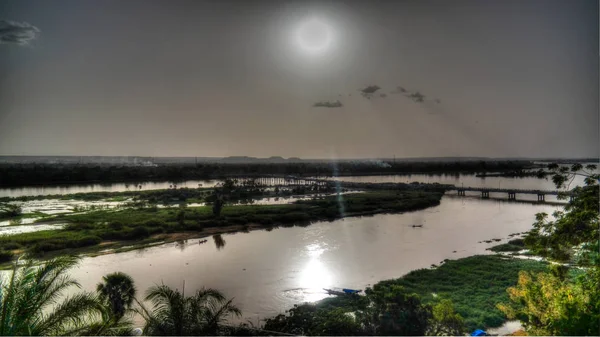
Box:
34;292;103;335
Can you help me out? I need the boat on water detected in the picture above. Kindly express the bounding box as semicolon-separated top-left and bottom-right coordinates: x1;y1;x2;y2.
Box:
323;288;362;296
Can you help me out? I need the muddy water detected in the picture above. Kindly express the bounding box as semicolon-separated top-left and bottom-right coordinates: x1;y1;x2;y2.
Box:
65;196;559;325
324;172;589;192
0;180;222;198
2;172;590;199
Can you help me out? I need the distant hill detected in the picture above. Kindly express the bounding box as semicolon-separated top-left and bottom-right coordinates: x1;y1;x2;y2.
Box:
0;155;596;165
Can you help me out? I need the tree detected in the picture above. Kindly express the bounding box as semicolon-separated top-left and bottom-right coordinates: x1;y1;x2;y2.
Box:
97;272;137;319
137;284;241;335
524;163;598;264
264;304;364;336
0;204;22;218
498;162;599;336
0;255;105;335
212;192;225;217
361;284;432;336
426;299;466;336
497;269;599;336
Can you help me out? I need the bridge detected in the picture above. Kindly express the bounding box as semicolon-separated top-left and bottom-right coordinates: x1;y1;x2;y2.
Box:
447;186;573;201
227;176;572;202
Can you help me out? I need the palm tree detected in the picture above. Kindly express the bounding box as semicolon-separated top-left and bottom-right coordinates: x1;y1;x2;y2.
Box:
0;255;104;335
97;272;137;319
137;284;241;335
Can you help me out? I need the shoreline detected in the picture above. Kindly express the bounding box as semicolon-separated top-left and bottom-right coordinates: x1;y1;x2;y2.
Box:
0;190;444;267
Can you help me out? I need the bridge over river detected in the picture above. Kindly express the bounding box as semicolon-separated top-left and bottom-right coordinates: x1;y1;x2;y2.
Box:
228;175;572;202
447;186;572;201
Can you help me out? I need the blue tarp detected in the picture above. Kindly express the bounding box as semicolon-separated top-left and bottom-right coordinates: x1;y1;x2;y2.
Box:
471;329;487;336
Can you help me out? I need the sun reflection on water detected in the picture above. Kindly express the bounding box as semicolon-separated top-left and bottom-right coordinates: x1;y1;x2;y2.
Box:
298;243;333;302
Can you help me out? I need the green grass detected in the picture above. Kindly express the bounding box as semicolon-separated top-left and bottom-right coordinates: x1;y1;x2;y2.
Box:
263;255;549;334
0;188;215;203
374;255;548;331
0;191;443;259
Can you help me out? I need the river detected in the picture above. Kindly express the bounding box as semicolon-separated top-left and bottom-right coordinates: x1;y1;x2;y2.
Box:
0;171;584;198
1;172;592;330
64;195;560;326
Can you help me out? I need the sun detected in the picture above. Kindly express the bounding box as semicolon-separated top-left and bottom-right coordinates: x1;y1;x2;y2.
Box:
295;18;333;56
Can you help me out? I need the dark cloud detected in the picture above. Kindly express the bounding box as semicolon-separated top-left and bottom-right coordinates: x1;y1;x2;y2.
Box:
360;85;381;94
0;20;40;45
313;100;343;108
409;91;425;103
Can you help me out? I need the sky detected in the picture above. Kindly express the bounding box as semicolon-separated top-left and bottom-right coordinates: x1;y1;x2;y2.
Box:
0;0;598;159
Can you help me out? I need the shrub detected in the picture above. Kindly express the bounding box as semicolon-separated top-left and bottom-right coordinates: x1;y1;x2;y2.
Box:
31;242;63;254
100;230;126;240
66;222;94;230
70;236;102;248
127;226;150;240
144;220;166;227
0;241;22;250
0;250;14;263
108;221;124;230
507;238;525;246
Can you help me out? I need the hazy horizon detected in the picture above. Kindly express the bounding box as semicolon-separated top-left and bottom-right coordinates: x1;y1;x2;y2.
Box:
1;0;598;159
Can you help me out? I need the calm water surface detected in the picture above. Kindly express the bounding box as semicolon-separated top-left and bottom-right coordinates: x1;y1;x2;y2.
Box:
3;165;596;198
325;173;589;191
0;180;222;198
2;172;590;198
66;196;559;324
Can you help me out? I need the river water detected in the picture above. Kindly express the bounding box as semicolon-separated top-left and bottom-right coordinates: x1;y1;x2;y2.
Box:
0;172;583;198
65;195;560;326
2;172;592;329
0;180;222;198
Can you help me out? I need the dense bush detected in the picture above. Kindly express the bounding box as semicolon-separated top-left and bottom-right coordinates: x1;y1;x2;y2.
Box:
0;250;14;263
144;220;167;228
507;238;524;246
0;241;22;250
108;221;124;230
126;226;150;240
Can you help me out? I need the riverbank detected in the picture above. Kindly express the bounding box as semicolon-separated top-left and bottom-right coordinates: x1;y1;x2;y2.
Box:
263;254;549;334
0;190;443;266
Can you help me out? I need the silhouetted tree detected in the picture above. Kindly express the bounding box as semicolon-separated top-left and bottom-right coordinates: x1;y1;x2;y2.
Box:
97;272;137;320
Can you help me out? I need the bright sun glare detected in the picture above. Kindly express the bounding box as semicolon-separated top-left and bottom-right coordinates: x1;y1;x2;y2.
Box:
295;18;333;55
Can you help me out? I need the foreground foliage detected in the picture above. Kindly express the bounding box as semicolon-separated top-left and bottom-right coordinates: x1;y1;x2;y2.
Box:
0;256;105;335
371;255;547;331
97;272;137;320
499;163;600;336
264;284;466;336
498;268;599;336
136;284;241;335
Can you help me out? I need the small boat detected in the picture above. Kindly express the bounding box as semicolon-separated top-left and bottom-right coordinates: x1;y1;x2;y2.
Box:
412;224;423;228
324;288;362;296
471;329;488;336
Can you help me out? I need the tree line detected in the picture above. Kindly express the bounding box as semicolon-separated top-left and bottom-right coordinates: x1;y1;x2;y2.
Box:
0;160;536;187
